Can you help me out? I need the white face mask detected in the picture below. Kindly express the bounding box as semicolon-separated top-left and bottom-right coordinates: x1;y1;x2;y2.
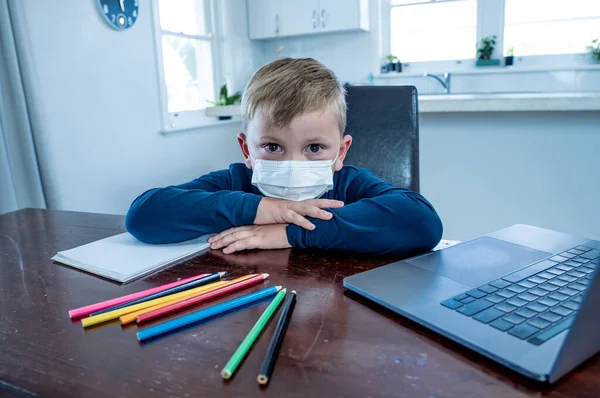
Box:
250;152;339;201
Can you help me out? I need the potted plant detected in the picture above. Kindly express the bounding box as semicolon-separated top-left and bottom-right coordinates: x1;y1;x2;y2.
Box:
505;47;515;66
476;35;500;67
587;39;600;63
205;84;242;120
384;54;401;73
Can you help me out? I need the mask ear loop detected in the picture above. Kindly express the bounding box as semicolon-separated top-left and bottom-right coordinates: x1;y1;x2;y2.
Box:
330;150;340;166
248;149;257;167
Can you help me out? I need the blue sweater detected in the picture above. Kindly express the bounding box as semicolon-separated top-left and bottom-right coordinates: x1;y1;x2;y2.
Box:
126;164;443;257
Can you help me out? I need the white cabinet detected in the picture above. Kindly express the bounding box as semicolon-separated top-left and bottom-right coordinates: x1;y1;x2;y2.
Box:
318;0;369;33
280;0;320;37
247;0;281;40
247;0;369;40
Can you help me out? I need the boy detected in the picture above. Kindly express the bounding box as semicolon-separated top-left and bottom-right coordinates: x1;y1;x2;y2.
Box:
126;58;442;256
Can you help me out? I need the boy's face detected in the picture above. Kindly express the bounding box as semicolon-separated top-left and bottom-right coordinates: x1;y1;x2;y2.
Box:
237;107;352;172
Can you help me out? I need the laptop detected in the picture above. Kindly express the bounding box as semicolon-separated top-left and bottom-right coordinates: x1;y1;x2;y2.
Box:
343;224;600;383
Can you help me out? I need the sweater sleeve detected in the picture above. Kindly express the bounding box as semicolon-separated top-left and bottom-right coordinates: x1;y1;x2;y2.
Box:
125;169;262;244
285;169;443;257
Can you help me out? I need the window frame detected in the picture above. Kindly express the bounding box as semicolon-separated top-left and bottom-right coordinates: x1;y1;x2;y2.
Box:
151;0;230;133
382;0;599;74
383;0;480;73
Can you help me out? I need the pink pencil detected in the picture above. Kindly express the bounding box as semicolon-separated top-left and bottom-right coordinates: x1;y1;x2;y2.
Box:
68;273;208;318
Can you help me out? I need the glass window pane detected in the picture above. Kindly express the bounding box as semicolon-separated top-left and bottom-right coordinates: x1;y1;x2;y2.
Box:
162;36;214;112
390;0;477;62
391;0;430;5
504;0;600;56
158;0;208;35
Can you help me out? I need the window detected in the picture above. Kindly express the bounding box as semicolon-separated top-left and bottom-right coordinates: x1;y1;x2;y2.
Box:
504;0;600;57
389;0;477;63
383;0;600;72
153;0;223;132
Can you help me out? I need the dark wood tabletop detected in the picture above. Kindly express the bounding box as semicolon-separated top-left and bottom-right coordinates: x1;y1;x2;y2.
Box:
1;209;599;398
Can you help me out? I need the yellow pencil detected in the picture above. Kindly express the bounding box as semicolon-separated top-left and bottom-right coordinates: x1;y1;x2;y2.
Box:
82;280;228;328
118;275;256;325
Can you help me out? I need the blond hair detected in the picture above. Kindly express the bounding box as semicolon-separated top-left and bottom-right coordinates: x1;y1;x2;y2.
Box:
241;58;346;134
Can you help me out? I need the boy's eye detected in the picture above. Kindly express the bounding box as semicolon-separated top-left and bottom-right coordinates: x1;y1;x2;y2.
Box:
265;143;281;152
307;144;322;153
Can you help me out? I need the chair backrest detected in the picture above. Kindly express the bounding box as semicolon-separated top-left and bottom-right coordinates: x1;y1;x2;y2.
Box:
343;85;420;192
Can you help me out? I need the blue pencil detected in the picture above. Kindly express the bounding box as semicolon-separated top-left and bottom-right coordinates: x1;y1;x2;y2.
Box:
90;272;226;316
137;285;282;341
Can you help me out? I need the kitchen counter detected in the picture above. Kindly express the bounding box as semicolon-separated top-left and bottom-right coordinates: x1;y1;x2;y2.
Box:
418;92;600;113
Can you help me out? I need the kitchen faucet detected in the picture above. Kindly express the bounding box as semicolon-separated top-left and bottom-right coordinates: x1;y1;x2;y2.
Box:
424;72;451;94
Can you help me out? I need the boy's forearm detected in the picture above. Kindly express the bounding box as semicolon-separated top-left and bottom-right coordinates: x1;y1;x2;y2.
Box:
125;188;262;244
285;193;443;257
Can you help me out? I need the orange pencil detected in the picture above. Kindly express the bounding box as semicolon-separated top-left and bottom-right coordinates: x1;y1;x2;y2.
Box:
119;274;256;324
137;273;269;323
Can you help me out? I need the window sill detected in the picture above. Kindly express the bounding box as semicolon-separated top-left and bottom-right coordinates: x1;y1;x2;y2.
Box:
375;63;600;79
160;117;241;135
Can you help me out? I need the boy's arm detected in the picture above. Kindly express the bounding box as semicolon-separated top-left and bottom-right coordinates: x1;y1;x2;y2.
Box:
285;169;443;257
125;169;262;244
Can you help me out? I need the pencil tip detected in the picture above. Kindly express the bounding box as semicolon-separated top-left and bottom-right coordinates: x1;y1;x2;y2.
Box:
261;273;269;278
218;271;227;277
281;288;287;293
291;290;296;294
257;375;268;385
221;370;232;379
274;286;282;291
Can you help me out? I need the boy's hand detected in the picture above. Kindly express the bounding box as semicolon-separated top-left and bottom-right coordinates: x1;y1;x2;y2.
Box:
254;197;344;230
208;224;291;254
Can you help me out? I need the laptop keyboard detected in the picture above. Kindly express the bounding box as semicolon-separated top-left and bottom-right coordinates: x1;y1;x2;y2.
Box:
440;245;599;345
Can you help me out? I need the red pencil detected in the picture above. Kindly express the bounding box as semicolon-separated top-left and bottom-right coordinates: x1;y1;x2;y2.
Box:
136;273;269;323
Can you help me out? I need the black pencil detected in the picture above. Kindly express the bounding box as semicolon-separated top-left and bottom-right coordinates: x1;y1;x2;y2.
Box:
257;290;297;385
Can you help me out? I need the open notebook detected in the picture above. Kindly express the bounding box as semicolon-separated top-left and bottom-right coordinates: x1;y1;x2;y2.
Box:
52;233;211;283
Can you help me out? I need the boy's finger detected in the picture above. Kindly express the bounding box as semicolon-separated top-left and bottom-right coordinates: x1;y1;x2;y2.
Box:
210;229;253;249
288;211;315;230
209;226;253;243
296;204;332;221
303;199;344;209
223;236;260;254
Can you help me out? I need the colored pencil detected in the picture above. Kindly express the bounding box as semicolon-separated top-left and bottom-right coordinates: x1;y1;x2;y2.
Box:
136;274;269;324
81;280;228;328
90;272;226;316
137;286;282;342
68;273;208;318
257;290;297;385
221;289;287;380
119;274;257;325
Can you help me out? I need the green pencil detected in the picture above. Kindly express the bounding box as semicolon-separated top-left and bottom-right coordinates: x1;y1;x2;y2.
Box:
221;288;287;380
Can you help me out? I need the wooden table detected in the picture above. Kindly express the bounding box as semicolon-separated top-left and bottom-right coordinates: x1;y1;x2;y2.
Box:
1;209;599;398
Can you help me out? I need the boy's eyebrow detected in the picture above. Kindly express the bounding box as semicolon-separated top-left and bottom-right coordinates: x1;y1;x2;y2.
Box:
301;135;333;144
257;135;281;142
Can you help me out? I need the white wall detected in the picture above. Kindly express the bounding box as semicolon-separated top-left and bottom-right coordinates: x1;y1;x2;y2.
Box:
261;0;382;84
420;112;600;241
11;0;259;215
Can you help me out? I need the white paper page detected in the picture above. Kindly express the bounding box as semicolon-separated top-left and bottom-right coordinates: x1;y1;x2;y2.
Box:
433;239;461;251
52;233;211;280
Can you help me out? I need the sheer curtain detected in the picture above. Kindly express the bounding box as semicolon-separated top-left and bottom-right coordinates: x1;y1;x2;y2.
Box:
0;0;46;214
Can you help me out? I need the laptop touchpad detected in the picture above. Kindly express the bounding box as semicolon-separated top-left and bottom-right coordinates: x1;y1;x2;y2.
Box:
407;237;551;287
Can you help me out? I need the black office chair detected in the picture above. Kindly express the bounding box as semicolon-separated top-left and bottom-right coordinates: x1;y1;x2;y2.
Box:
343;85;420;192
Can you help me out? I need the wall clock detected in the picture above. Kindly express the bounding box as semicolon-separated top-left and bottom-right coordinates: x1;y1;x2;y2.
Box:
98;0;139;30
